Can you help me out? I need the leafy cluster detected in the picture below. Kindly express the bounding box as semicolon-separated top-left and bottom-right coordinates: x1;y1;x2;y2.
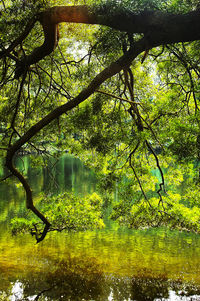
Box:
11;192;104;235
111;191;200;233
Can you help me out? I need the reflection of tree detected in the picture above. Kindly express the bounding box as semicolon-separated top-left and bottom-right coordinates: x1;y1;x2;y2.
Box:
21;257;109;301
32;287;54;301
130;276;200;301
3;268;200;301
40;155;97;195
0;154;97;227
171;282;200;299
130;276;169;301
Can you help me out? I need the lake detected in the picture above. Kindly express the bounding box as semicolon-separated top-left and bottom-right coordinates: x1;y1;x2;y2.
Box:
1;154;200;300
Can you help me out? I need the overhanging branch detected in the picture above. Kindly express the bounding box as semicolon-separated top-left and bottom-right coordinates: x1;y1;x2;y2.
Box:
5;37;147;242
1;5;200;78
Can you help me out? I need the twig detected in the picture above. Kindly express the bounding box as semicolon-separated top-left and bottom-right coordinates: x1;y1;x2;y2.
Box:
145;140;166;207
11;71;27;129
0;174;12;182
95;89;140;105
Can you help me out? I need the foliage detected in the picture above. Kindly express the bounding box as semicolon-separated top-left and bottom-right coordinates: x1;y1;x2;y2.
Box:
1;0;200;240
111;192;200;233
10;217;36;235
10;192;104;235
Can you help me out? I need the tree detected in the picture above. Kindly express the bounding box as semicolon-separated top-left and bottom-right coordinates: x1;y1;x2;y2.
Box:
1;0;200;241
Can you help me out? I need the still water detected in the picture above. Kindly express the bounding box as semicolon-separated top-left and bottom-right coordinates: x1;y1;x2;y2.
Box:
1;154;200;300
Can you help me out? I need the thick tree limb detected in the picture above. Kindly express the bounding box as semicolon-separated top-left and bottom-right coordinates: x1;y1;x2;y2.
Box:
40;5;200;43
2;5;200;77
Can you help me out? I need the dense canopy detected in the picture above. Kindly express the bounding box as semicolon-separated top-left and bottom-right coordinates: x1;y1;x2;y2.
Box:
1;0;200;242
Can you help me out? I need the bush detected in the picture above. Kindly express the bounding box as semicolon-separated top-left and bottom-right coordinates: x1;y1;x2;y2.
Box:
10;192;105;235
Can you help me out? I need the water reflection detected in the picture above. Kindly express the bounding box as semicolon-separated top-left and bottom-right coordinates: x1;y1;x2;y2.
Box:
0;154;97;224
4;272;200;301
1;227;200;300
1;155;200;300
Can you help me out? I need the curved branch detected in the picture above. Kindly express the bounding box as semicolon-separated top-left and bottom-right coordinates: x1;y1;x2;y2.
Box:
0;16;38;59
3;5;200;77
5;150;50;242
40;5;200;43
15;21;59;78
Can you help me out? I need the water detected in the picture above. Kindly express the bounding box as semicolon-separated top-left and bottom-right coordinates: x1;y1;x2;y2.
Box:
0;154;200;300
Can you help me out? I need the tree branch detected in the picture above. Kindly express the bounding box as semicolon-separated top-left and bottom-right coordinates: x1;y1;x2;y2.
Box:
2;5;200;77
5;38;147;242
